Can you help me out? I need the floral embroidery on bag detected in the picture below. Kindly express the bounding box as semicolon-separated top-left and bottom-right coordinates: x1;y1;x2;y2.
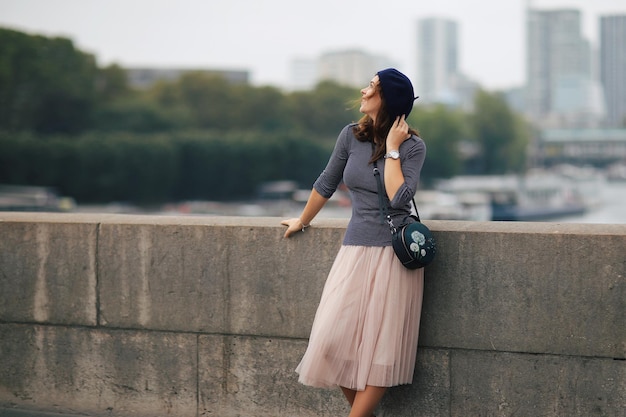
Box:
409;230;426;255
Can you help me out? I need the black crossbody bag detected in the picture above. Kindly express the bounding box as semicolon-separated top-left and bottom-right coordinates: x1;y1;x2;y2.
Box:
372;159;436;270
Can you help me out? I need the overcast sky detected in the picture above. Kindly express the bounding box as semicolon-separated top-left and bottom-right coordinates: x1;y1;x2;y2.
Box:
1;0;625;90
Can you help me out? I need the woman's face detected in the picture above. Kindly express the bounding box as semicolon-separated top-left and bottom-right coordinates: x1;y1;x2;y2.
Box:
360;75;382;120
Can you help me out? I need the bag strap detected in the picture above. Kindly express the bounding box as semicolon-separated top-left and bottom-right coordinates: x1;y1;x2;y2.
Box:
372;161;394;230
371;148;421;231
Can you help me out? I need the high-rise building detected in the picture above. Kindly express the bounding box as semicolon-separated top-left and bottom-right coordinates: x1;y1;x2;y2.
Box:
125;68;249;89
526;8;604;128
600;15;626;127
415;18;459;105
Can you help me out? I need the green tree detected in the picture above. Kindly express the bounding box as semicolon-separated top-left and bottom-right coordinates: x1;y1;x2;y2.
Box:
151;73;290;132
170;131;330;201
287;81;360;138
93;97;190;132
96;63;131;102
0;28;98;134
233;85;290;131
470;90;529;174
410;104;465;183
176;72;237;129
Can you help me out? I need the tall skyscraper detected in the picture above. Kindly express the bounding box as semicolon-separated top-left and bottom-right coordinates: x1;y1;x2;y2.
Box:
415;18;459;105
600;15;626;127
526;8;604;128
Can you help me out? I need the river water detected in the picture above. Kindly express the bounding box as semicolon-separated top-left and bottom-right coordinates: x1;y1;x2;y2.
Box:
319;181;626;224
552;182;626;224
298;181;626;224
75;180;626;225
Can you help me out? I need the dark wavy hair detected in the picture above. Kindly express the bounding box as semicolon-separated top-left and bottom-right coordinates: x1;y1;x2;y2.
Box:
352;82;419;164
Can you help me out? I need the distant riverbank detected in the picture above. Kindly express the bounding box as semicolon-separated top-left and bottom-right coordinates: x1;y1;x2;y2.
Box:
66;180;626;225
552;181;626;224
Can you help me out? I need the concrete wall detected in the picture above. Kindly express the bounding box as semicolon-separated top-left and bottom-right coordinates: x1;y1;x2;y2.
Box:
0;212;624;417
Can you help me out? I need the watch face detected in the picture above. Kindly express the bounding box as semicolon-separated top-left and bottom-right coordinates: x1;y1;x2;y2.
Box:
389;151;400;159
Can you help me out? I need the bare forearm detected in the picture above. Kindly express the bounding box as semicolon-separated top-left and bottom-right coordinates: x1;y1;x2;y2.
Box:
384;115;410;201
299;188;328;225
383;158;404;201
281;188;329;238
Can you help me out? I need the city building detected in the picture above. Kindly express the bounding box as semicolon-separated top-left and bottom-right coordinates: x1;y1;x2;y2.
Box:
600;15;626;127
316;49;395;89
535;128;626;167
525;8;605;128
288;49;395;91
288;58;317;91
414;17;478;109
126;68;249;89
415;17;459;105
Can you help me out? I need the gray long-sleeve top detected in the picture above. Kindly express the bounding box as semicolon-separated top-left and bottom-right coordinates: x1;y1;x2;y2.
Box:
313;123;427;247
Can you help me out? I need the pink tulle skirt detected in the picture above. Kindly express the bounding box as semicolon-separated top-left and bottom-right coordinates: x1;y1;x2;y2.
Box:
296;245;424;391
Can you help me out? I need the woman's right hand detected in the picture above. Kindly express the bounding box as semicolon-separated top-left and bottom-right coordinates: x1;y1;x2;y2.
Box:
281;218;307;238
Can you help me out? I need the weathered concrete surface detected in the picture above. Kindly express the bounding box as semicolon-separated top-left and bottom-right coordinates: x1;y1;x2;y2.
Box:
198;334;349;417
419;221;626;359
449;349;626;417
0;218;98;325
0;324;197;417
96;216;344;336
0;213;624;417
378;349;452;417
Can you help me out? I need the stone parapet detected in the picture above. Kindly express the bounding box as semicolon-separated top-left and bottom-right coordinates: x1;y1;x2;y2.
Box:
0;213;624;417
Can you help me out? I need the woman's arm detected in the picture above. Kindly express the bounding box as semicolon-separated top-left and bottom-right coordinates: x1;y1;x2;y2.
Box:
281;125;351;238
384;115;412;200
281;188;329;238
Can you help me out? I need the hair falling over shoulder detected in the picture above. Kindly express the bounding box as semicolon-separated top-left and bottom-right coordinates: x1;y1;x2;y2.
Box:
353;111;419;164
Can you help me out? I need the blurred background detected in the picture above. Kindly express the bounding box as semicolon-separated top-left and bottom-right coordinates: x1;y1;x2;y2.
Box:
1;0;625;223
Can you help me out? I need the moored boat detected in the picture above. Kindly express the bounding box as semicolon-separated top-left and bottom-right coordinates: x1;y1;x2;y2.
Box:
436;174;588;221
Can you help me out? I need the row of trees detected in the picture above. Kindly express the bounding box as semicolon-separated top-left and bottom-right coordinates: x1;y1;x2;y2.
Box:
0;131;330;203
0;27;531;205
0;27;360;137
0;28;98;134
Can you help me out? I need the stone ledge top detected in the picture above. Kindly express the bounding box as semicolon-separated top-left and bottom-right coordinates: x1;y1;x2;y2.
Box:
0;212;348;229
1;212;625;236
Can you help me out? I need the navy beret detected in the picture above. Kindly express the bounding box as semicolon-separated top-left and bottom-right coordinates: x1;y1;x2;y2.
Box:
376;68;417;119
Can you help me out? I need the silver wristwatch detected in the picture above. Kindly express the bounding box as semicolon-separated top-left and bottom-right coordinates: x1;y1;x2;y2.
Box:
384;150;400;160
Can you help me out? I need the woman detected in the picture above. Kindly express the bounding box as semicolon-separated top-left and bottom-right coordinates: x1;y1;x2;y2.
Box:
281;68;426;417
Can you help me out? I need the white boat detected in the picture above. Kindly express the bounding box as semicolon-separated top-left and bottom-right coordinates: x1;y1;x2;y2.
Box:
606;163;626;182
436;174;588;221
545;165;606;209
415;190;491;221
0;185;74;212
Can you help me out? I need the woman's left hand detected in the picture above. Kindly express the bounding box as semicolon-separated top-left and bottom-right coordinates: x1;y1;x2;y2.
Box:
281;218;307;238
386;115;411;150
